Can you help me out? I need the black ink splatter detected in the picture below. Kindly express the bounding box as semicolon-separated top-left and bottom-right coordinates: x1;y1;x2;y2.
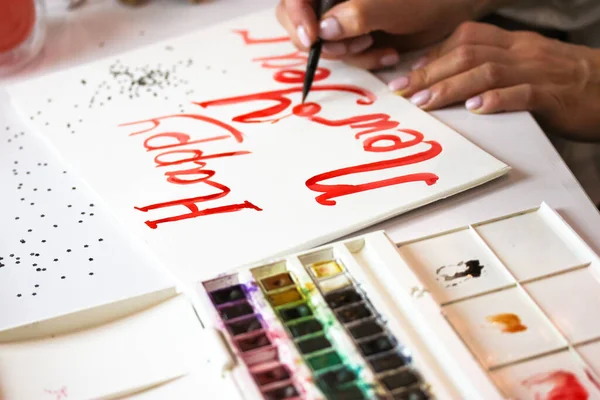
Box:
436;259;484;287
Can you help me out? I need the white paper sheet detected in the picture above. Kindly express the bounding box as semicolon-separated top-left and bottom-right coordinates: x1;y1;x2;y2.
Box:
0;294;209;400
7;10;509;283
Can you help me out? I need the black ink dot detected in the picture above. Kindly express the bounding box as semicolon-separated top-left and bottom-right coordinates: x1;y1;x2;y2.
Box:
81;212;85;215
81;79;87;85
89;272;94;276
42;268;46;271
66;249;71;253
61;276;65;279
30;253;34;256
89;204;94;207
72;187;76;190
67;205;72;208
47;188;51;192
10;254;14;257
30;202;34;206
20;198;24;201
35;253;39;256
98;238;104;242
20;239;25;244
17;294;22;297
89;258;93;261
32;293;36;296
28;229;32;232
41;240;46;243
84;245;89;248
16;261;20;264
36;268;41;271
54;259;58;262
35;284;39;288
15;217;20;220
89;213;94;216
63;171;67;174
33;188;37;191
78;220;83;223
33;263;37;266
40;214;45;218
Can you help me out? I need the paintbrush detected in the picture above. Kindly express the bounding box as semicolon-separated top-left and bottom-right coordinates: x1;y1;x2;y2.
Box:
301;0;342;103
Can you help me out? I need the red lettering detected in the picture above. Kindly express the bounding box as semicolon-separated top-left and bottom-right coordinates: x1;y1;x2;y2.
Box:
293;102;399;138
305;134;442;205
119;113;245;143
274;68;330;84
137;198;262;229
253;51;306;69
154;149;250;168
363;129;425;153
144;132;230;152
232;29;290;45
196;85;375;124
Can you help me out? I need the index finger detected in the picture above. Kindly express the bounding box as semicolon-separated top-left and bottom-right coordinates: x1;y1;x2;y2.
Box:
283;0;319;47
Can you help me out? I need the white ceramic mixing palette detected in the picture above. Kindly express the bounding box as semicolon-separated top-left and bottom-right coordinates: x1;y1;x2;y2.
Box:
525;266;600;344
397;228;515;305
442;287;565;368
490;350;600;399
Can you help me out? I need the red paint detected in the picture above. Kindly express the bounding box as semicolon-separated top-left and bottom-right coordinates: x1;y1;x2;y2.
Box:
586;370;600;392
292;102;399;139
305;139;442;206
119;113;244;143
522;370;588;400
232;29;290;45
136;195;262;229
144;133;230;152
253;51;307;69
154;149;250;168
196;85;375;124
273;68;330;84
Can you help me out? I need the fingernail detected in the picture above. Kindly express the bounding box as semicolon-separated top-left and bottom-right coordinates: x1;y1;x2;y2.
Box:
322;41;347;56
297;25;311;48
410;89;431;107
319;18;342;40
348;35;373;54
411;56;428;70
465;96;483;111
380;52;400;67
388;76;410;92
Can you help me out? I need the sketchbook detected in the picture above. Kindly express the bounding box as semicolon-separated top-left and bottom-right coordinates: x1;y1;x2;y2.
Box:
6;10;509;284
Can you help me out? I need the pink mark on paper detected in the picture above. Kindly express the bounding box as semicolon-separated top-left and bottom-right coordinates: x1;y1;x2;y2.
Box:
45;386;68;400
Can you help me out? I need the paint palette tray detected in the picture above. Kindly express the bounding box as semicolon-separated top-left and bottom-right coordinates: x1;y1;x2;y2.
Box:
196;203;600;399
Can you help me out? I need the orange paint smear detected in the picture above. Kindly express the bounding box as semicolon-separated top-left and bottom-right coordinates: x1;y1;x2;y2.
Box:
486;313;527;333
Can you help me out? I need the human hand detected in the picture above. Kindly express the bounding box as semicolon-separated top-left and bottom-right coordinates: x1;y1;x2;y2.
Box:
275;0;509;70
388;22;600;141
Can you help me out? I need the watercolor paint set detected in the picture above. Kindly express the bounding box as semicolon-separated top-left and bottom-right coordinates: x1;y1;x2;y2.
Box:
194;203;600;400
1;202;599;399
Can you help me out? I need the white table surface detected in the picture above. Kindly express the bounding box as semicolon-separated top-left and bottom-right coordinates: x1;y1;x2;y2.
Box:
1;0;599;328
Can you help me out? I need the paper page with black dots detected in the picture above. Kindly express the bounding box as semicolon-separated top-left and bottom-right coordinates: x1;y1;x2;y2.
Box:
0;90;174;332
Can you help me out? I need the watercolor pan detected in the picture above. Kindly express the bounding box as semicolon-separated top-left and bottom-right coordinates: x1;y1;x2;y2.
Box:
252;365;292;387
278;303;313;322
261;273;295;292
286;318;323;338
296;334;332;355
210;284;247;305
324;287;364;309
347;319;384;340
335;303;373;324
268;288;303;307
307;350;343;371
194;203;600;400
226;315;264;336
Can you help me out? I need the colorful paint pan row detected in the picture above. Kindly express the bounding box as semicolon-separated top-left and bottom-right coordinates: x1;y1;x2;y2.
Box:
250;256;431;400
304;259;430;400
202;276;303;400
